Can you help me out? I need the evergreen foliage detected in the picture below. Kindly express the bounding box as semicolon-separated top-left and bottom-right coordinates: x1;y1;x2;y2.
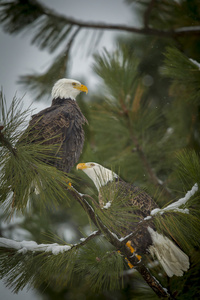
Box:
0;0;200;299
0;93;72;217
164;47;200;103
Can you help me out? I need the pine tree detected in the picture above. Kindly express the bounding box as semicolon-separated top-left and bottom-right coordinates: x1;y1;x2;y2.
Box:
0;1;200;299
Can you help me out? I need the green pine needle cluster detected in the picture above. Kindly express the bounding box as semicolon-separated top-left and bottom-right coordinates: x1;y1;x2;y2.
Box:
0;0;73;53
31;16;73;53
75;239;125;292
152;149;200;260
0;90;31;144
93;46;140;102
0;246;78;293
176;149;200;188
0;237;125;293
0;93;72;217
164;47;200;103
0;0;44;34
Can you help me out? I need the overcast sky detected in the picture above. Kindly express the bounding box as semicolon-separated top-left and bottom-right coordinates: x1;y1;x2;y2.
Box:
0;0;138;113
0;1;138;298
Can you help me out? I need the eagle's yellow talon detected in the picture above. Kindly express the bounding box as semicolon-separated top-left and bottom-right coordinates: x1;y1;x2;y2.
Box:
66;179;72;188
136;254;142;261
125;240;142;267
125;257;134;268
118;241;141;269
126;240;135;254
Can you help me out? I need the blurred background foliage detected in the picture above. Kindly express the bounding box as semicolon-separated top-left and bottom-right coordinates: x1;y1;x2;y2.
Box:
0;0;200;299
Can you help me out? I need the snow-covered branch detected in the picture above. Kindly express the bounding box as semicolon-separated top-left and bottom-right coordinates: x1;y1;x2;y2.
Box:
0;230;102;255
0;237;71;255
78;230;101;245
149;183;198;218
189;58;200;69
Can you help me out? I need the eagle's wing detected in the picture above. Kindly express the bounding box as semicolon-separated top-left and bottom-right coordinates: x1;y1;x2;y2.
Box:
117;181;158;253
107;180;157;217
99;180;158;253
128;185;158;216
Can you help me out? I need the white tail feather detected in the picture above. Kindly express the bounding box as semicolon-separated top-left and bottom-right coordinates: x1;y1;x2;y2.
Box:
148;227;190;277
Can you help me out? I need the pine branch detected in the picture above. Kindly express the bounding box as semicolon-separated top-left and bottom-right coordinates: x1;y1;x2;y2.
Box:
150;183;198;216
0;93;74;216
176;149;200;187
120;182;199;248
130;132;173;199
73;230;102;248
70;188;173;299
0;240;79;292
43;11;200;39
0;0;200;44
163;47;200;103
0;230;101;254
18;27;81;100
93;46;173;199
0;129;17;156
69;188;121;247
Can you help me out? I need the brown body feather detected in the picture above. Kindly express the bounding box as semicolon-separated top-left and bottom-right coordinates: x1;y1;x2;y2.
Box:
99;178;158;254
21;98;88;173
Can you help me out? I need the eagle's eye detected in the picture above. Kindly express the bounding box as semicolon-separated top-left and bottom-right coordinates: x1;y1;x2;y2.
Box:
90;163;95;167
72;82;76;86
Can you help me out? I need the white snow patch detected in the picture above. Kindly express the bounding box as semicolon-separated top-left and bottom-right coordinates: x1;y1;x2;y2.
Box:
79;230;99;243
0;237;71;255
89;230;99;236
189;58;200;69
158;127;174;145
80;238;86;242
175;26;200;32
119;232;134;242
147;260;159;268
151;183;198;216
103;201;112;209
157;178;164;185
144;216;152;221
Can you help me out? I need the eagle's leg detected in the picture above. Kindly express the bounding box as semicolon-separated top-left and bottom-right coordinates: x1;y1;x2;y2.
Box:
65;179;72;188
125;240;142;268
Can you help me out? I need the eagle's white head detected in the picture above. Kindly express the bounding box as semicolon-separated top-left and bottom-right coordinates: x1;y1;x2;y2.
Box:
51;78;88;100
76;162;118;191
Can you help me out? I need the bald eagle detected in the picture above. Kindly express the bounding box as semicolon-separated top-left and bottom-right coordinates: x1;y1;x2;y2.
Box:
76;162;190;277
21;79;88;173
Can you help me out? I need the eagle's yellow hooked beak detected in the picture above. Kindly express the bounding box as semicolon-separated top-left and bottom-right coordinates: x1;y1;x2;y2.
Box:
75;84;88;94
76;163;88;170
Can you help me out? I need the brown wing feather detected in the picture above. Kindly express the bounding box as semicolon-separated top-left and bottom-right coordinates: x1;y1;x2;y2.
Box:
99;179;158;216
99;179;158;254
20;98;87;172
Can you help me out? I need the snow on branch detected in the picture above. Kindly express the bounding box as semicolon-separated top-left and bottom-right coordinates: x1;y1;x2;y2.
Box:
0;238;71;255
150;183;198;217
0;230;102;256
174;26;200;33
78;230;101;244
189;58;200;69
